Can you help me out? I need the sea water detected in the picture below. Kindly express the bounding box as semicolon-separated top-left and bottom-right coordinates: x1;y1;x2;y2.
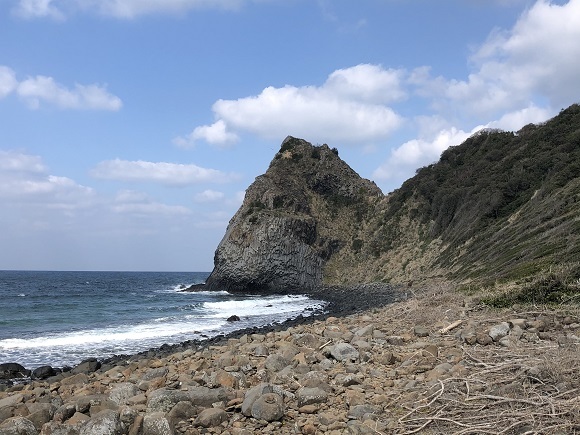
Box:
0;271;326;369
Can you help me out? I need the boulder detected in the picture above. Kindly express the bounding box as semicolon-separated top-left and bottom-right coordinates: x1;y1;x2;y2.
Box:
108;382;140;406
0;416;38;435
71;358;101;375
142;412;172;435
296;387;328;407
264;354;289;372
141;367;168;381
250;393;284;422
0;393;24;409
194;408;228;428
0;363;30;380
25;403;55;431
31;366;56;380
38;421;82;435
489;322;511;342
241;383;274;417
147;389;190;413
347;404;381;420
79;409;122;435
188;386;231;408
329;343;359;362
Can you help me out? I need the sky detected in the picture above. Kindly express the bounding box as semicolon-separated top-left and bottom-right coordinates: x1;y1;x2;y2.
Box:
1;0;579;272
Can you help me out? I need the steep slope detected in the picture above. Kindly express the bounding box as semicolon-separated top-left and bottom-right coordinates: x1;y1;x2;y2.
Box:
339;104;580;286
204;137;381;292
205;104;580;292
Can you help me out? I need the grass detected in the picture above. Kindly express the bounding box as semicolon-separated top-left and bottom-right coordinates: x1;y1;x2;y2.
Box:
478;263;580;307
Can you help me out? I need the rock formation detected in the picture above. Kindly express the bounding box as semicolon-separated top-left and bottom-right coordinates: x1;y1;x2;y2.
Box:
204;136;382;293
206;104;580;291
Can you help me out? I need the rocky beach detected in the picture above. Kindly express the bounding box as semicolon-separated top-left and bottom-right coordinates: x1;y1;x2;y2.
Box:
1;282;578;434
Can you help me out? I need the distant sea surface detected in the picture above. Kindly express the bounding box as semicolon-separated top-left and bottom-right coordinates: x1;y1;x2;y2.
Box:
0;271;326;369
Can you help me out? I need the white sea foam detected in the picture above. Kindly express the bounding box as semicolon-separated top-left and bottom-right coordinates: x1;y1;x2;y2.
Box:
0;319;222;351
0;287;326;369
203;294;325;318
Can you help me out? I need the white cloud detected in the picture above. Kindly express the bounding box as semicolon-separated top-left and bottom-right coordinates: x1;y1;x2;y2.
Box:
0;67;18;98
174;120;239;149
112;202;192;216
324;64;406;104
17;76;122;110
0;151;95;203
12;0;254;19
14;0;64;19
188;64;404;145
194;189;225;202
373;0;580;189
485;104;554;131
0;65;122;111
0;150;47;173
91;159;236;186
91;0;245;18
373;127;476;182
415;0;580;117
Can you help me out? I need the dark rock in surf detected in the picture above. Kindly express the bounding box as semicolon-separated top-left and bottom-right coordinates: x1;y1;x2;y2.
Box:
32;365;56;380
227;315;241;322
71;358;101;374
0;363;30;379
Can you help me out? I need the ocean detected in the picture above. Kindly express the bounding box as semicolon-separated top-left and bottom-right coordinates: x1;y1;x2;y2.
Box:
0;271;327;370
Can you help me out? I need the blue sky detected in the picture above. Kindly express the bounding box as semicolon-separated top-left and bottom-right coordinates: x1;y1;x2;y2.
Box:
1;0;579;272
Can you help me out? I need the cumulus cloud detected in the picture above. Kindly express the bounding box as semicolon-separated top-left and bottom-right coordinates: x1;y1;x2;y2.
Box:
12;0;252;19
174;120;239;149
0;65;122;111
373;127;476;182
194;189;225;202
112;190;192;215
0;67;18;98
414;0;580;117
91;159;236;186
0;150;47;173
17;76;122;110
13;0;64;19
0;150;95;203
187;64;404;146
374;0;580;188
485;104;554;131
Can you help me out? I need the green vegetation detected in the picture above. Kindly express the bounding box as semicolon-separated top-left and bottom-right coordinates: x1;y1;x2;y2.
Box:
482;265;580;307
371;104;580;284
245;199;266;218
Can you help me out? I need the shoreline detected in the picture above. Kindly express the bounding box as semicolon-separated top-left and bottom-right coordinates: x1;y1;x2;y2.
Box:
1;281;578;433
1;282;407;384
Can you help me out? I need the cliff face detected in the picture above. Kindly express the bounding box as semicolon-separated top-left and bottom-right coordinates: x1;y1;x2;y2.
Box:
204;136;381;292
205;104;580;292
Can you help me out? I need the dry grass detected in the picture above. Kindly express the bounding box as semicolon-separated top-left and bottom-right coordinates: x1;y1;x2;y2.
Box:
372;282;580;434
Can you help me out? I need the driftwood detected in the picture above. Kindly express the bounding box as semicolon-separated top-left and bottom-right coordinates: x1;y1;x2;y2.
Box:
439;319;463;334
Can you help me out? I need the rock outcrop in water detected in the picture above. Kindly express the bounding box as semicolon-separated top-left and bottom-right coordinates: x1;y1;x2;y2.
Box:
204;136;382;293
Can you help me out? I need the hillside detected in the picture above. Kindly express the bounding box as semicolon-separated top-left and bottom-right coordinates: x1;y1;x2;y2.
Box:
343;104;580;288
206;104;580;299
